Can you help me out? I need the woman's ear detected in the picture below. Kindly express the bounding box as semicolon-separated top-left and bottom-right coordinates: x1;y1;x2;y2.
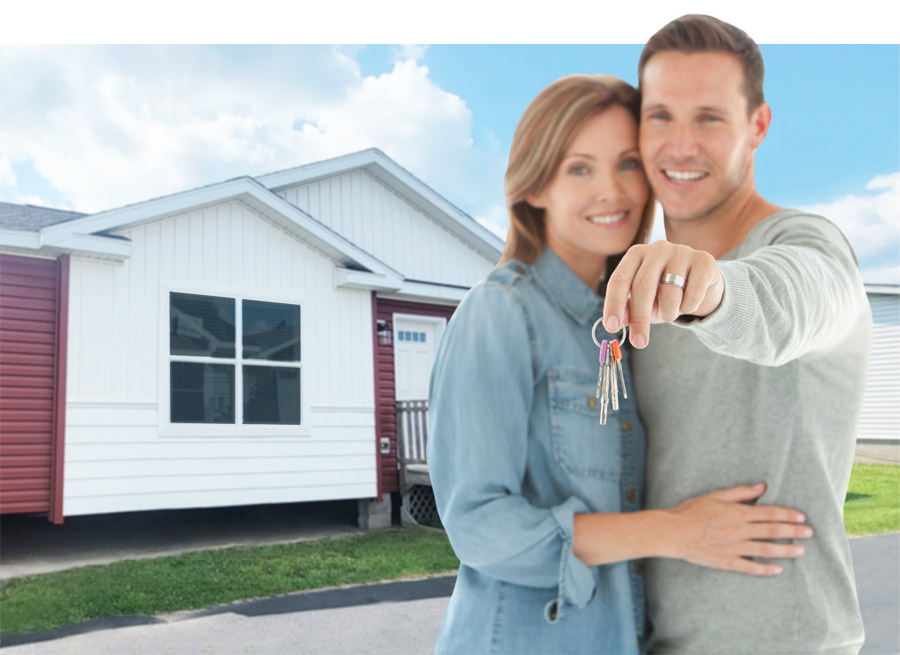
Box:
525;192;545;209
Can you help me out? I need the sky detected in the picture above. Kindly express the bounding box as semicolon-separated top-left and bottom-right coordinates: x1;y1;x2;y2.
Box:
1;4;898;284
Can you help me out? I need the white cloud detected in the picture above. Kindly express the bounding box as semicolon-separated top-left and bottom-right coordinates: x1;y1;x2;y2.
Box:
392;45;429;62
801;171;900;285
474;203;509;241
0;154;15;186
0;45;501;220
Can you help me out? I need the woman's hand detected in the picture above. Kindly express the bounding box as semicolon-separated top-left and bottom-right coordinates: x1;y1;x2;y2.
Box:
661;482;812;576
602;240;724;348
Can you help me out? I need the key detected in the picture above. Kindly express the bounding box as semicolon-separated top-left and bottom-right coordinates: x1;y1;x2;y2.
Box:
596;339;608;399
610;351;619;411
600;355;610;424
610;340;627;400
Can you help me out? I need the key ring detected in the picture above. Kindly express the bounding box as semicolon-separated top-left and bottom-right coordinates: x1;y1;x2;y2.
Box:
591;318;627;349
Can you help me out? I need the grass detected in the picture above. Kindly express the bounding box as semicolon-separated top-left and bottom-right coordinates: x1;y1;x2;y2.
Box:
844;463;900;536
0;526;459;636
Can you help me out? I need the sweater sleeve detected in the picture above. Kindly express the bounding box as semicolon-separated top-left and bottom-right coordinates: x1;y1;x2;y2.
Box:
676;213;869;366
427;281;596;618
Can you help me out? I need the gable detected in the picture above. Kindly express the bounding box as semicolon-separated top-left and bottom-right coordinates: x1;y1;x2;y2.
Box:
277;169;496;288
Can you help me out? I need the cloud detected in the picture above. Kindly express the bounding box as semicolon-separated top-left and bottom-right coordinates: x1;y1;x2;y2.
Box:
0;154;15;186
392;45;429;62
0;45;501;220
801;171;900;284
474;203;508;240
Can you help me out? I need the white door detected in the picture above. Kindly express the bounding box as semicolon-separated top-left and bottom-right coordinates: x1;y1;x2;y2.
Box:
394;317;442;401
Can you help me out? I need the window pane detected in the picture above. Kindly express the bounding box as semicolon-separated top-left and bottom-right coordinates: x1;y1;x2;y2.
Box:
243;366;300;425
171;362;235;423
243;300;300;362
420;332;426;342
170;293;235;358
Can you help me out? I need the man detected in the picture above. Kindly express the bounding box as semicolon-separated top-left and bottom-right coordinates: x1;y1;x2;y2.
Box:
602;15;870;654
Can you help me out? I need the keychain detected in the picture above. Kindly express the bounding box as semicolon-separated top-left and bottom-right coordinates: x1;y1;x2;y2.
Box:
591;319;628;425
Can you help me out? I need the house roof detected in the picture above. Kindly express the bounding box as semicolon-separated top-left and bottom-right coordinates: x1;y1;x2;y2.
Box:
0;150;503;299
0;202;86;231
257;148;505;261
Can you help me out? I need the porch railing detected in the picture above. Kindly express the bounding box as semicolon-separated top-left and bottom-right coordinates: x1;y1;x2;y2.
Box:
396;400;428;465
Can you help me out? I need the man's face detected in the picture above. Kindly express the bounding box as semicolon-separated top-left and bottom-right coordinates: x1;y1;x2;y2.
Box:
639;50;764;222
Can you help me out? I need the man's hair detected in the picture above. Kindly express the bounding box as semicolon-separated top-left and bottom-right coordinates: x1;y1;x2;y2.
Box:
500;74;655;267
639;14;765;115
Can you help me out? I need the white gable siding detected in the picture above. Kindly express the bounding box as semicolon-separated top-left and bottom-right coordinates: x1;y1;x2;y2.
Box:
277;170;496;287
64;200;376;516
859;292;900;441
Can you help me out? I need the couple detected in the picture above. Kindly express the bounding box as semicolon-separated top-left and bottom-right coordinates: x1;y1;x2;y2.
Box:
427;14;871;655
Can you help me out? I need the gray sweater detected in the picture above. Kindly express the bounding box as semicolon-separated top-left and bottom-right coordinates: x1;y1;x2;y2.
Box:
632;210;871;654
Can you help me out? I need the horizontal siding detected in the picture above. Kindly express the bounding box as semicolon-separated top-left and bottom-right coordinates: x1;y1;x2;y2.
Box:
859;293;900;440
0;254;58;516
278;170;494;287
64;483;375;516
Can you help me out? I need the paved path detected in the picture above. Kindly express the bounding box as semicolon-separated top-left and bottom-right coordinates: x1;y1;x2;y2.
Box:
2;535;897;655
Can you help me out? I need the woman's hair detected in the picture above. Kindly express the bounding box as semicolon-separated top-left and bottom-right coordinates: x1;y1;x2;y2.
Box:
500;74;655;272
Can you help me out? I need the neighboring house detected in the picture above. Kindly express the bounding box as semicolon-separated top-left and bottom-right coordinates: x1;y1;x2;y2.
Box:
858;284;900;463
0;149;503;524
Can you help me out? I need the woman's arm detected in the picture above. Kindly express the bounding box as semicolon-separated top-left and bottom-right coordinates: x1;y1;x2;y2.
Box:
573;482;811;575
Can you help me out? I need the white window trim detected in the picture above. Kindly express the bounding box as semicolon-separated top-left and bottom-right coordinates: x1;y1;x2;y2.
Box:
159;283;310;438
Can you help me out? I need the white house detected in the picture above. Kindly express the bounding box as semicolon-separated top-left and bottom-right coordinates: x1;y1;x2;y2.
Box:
0;149;504;525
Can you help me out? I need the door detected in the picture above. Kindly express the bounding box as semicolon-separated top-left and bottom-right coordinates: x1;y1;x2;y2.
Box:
393;316;442;401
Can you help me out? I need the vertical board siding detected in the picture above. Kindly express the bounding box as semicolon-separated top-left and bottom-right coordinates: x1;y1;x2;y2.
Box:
0;255;60;516
859;293;900;440
279;170;496;287
63;200;377;515
374;297;455;493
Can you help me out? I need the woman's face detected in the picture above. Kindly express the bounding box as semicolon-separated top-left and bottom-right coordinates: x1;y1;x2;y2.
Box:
527;105;649;275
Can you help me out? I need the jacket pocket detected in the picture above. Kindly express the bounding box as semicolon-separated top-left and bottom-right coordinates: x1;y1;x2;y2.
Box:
548;368;622;481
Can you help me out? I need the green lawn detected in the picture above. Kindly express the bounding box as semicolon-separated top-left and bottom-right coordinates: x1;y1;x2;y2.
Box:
843;463;900;536
0;526;459;636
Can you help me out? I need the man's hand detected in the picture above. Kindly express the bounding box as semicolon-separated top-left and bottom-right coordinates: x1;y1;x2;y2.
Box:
603;241;725;348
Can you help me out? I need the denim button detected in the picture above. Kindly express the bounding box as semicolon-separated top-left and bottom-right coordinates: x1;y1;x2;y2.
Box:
626;489;636;501
544;597;563;624
621;420;632;431
587;396;597;407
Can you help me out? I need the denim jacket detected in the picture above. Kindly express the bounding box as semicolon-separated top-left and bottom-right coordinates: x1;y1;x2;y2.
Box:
428;249;648;655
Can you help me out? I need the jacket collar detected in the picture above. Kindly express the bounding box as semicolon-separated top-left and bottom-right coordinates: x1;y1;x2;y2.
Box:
530;248;603;325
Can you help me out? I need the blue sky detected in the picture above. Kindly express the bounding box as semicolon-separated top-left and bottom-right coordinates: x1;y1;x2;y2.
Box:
1;40;897;283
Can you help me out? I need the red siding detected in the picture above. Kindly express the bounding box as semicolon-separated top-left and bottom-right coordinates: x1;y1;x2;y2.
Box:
0;254;67;521
373;297;456;494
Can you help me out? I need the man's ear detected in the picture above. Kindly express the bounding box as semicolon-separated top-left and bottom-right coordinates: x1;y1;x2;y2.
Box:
749;101;772;150
525;192;545;209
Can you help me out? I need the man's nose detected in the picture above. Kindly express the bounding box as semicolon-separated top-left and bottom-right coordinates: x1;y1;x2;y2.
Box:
668;121;700;158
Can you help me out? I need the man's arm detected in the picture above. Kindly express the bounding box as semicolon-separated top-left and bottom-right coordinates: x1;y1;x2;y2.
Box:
602;214;868;365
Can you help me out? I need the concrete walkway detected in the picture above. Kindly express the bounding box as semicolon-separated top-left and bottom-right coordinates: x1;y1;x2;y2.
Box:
1;505;897;654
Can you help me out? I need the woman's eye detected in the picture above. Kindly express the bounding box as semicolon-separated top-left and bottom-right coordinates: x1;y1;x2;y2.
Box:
619;158;641;171
569;165;589;175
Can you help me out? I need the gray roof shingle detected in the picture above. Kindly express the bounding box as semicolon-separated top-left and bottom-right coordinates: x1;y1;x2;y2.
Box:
0;202;87;232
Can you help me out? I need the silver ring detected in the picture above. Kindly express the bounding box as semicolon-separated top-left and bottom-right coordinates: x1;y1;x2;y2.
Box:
591;318;627;349
661;273;686;289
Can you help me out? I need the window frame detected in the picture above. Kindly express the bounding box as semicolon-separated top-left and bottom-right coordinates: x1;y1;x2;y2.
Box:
159;284;310;438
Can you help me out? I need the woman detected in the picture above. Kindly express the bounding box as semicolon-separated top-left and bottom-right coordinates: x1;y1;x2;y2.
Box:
426;75;811;655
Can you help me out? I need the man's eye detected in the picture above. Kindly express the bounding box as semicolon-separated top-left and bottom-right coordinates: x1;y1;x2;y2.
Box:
647;112;669;121
700;115;722;122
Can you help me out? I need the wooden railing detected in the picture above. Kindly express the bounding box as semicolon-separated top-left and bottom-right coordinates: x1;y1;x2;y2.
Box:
396;400;428;465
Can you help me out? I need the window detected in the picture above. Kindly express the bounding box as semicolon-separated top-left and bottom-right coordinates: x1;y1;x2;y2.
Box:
169;292;301;426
